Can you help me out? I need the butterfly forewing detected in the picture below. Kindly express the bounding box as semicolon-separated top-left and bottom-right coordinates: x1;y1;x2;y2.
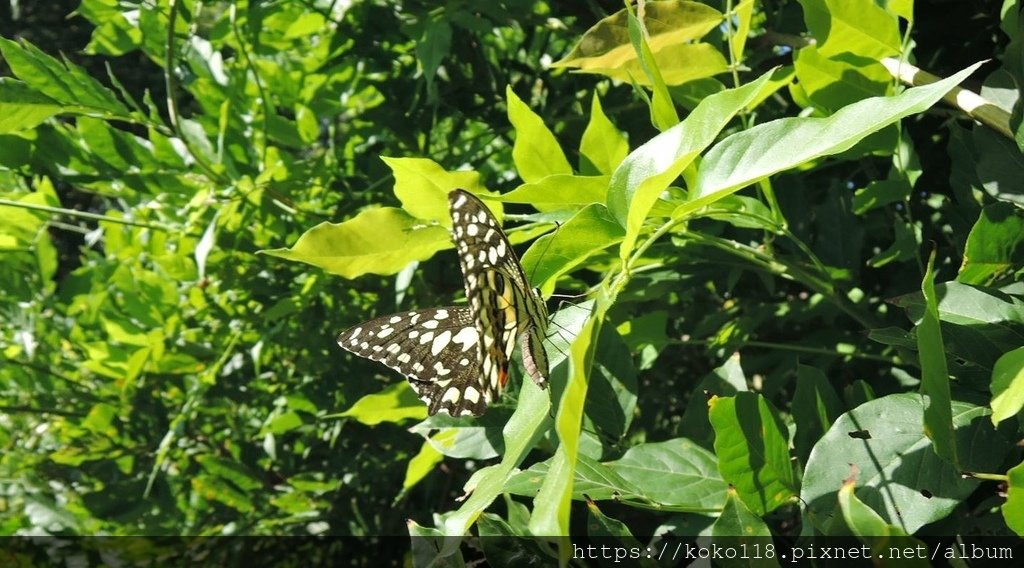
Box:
336;189;550;417
337;307;495;416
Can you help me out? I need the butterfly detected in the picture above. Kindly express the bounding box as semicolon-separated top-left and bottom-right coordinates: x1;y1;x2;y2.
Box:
337;189;549;416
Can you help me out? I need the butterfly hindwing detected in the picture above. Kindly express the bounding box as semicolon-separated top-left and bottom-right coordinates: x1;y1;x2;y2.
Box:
449;190;550;389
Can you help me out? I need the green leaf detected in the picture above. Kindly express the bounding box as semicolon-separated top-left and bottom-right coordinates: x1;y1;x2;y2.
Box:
606;439;727;510
708;393;797;515
506;86;572;183
403;440;444;493
505;454;646;502
802;393;1012;534
688;63;984;214
261;207;451;278
0;36;128;115
608;70;775;261
799;0;901;60
1005;460;1024;536
553;1;723;80
409;413;505;460
521;203;624;292
583;325;638;441
838;478;931;565
283;11;327;38
580;93;629;175
439;377;552;539
917;251;957;465
711;488;776;565
382;157;488;223
416;20;452;102
678;355;749;449
990;347;1024;425
338;382;429;426
499;174;608;209
529;313;601;535
853;179;912;214
958;202;1024;286
793;45;890;112
196;455;263;491
625;4;679;129
792;364;845;464
890;281;1024;329
265;411;304;434
0;78;63;133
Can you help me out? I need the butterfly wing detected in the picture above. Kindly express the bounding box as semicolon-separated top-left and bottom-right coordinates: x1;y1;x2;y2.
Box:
337;307;494;416
448;189;550;388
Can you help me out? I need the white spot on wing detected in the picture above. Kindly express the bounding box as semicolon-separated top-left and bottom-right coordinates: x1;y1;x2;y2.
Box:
431;330;452;356
442;387;460;403
452;327;478;352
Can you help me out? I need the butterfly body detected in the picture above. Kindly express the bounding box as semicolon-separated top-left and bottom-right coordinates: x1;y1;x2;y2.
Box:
338;189;549;416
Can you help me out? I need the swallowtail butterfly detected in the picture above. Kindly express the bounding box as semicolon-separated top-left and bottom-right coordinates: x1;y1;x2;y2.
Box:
337;189;549;416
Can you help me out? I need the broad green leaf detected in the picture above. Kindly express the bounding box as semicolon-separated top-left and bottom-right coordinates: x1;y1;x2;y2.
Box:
606;439;727;511
0;78;63;133
499;174;608;209
265;411;304;434
505;454;646;502
382;157;488;223
338;382;428;426
507;86;572;183
283;11;327;38
416;20;452;101
1005;460;1024;536
792;364;845;464
866;218;917;268
890;281;1024;329
678;355;748;449
688;63;984;214
711;488;775;562
580;93;628;175
709;393;797;515
409;412;506;460
81;7;143;55
584;500;653;566
990;347;1024;425
853;179;911;214
609;70;775;261
793;45;890;111
838;479;931;564
578;42;729;87
192;475;254;513
802;393;1012;534
403;440;445;493
583;325;638;441
553;1;722;76
917;251;957;465
799;0;901;60
440;377;552;539
476;514;554;564
958;202;1024;286
521;203;624;292
261;207;451;278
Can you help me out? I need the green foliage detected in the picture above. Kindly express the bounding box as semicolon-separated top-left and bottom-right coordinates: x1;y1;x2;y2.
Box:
2;0;1023;563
